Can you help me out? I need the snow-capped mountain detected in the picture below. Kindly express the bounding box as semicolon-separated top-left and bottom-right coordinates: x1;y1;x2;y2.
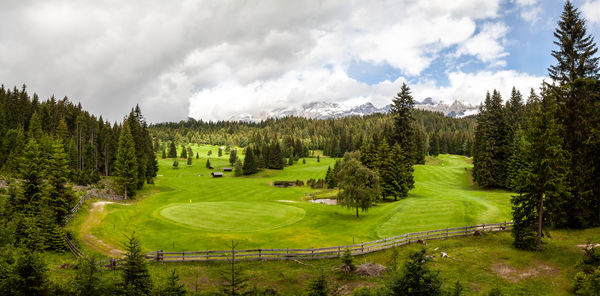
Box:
229;99;478;122
414;98;479;118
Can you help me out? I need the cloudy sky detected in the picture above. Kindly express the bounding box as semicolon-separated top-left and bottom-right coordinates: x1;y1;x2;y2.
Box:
1;0;600;123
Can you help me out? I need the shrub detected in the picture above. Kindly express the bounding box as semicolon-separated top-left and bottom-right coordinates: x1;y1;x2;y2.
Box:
295;180;304;186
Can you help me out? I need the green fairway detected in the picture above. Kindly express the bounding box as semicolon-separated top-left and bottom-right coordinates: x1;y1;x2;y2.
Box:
159;202;305;232
83;145;513;254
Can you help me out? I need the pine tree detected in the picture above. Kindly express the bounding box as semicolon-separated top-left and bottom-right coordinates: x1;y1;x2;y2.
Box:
180;145;187;159
242;146;258;175
512;87;571;250
379;143;414;201
167;141;177;158
120;233;152;295
161;149;166;159
218;147;223;157
384;248;442;296
206;158;211;168
229;149;237;166
472;90;511;188
325;166;334;189
548;1;599;85
196;152;199;159
45;141;77;225
8;250;49;295
391;83;417;164
187;155;192;165
505;128;526;192
27;111;43;141
220;241;247;296
158;270;187;296
114;123;138;200
15;138;45;213
234;159;243;177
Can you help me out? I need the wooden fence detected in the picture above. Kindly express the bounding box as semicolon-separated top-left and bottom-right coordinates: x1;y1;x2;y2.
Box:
96;222;512;267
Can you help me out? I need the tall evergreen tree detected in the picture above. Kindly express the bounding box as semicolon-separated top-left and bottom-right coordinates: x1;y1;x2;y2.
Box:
512;87;571;250
472;90;511;188
229;149;237;166
167;141;177;158
234;159;243;177
180;145;187;159
390;83;417;164
120;233;152;295
242;146;258;175
548;1;599;85
379;143;414;201
114;123;138;200
45;141;77;225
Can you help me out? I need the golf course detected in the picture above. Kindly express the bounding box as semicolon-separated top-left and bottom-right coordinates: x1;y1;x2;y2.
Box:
77;145;513;255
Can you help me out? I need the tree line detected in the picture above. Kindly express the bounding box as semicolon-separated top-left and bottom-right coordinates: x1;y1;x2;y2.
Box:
150;109;475;160
472;1;600;250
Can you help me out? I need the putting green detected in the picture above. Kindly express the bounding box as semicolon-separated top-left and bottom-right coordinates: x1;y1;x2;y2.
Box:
159;201;306;232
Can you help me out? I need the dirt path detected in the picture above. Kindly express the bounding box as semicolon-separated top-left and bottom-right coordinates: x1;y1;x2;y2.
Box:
80;201;126;258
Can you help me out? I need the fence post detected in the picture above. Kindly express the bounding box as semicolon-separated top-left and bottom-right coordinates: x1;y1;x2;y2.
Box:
311;248;314;258
258;248;261;259
361;242;364;254
338;247;341;257
206;250;209;261
482;224;485;232
182;251;185;261
446;228;448;238
110;258;115;271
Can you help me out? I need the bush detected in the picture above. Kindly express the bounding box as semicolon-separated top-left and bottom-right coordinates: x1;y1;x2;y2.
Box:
341;249;355;272
295;180;305;186
273;181;295;188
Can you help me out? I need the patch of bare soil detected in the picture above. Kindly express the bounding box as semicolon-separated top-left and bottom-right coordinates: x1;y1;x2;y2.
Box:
492;262;557;282
80;201;126;258
355;263;387;277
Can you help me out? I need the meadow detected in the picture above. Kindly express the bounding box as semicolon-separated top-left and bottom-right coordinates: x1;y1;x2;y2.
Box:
76;145;513;254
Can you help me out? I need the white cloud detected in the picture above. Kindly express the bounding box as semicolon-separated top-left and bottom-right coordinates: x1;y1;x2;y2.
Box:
188;67;545;121
455;22;509;66
582;1;600;24
511;0;542;24
0;0;538;122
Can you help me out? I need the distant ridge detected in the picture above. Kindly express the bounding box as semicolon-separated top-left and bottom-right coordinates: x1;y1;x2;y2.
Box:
229;98;479;122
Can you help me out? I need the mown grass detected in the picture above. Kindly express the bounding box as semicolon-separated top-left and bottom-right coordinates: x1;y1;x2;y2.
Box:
51;228;600;295
82;145;512;254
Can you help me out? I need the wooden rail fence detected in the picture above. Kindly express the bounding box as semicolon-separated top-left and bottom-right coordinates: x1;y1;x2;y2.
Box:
96;222;512;267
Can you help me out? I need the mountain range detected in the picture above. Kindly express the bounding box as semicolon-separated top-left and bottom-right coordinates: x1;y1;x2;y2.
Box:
229;98;479;122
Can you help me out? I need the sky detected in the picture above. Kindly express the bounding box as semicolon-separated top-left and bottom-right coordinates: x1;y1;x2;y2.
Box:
1;0;600;123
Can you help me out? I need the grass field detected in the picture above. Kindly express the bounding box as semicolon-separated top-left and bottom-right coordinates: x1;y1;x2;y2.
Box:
76;145;513;254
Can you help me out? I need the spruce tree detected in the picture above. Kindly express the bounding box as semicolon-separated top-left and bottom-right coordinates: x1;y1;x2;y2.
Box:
45;141;77;225
206;158;211;169
512;87;570;250
187;155;192;165
242;146;258;175
384;248;442;296
167;141;177;158
15;138;45;213
229;149;237;166
548;1;599;85
121;233;152;295
472;90;510;188
325;166;334;188
391;83;417;164
505;128;526;192
180;145;187;159
158;270;187;296
234;159;243;177
114;123;138;200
